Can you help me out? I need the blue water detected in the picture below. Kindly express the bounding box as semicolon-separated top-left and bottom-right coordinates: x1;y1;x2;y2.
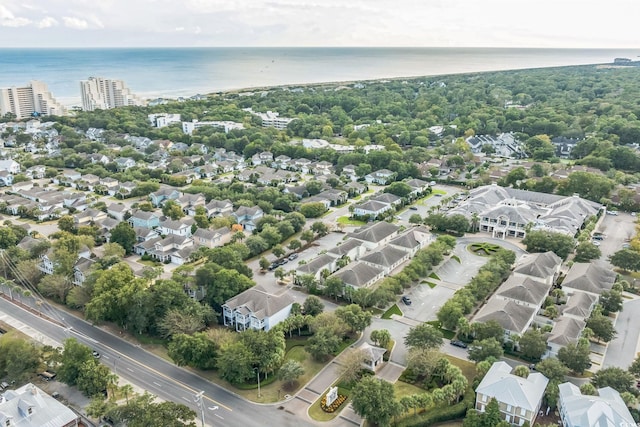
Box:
0;47;637;106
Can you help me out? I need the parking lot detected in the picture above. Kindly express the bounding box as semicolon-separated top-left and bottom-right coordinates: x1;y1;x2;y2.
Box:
594;211;637;264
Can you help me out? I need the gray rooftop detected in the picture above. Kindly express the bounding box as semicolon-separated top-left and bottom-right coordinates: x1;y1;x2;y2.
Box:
558;382;634;427
474;298;536;334
223;286;294;319
476;361;548;412
333;262;384;288
562;262;617;295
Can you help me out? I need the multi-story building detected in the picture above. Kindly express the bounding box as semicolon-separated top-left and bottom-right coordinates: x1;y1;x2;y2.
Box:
80;77;145;111
0;80;67;119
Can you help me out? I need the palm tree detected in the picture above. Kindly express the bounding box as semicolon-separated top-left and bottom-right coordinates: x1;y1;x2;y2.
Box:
119;384;134;404
551;288;565;304
470;212;480;232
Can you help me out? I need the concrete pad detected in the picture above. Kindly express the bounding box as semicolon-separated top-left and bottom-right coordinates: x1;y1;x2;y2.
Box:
376;362;405;383
297;388;320;404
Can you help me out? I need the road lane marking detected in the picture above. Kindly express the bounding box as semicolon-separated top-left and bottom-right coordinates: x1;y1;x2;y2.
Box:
153;381;162;387
182;396;190;402
215;414;224;419
126;367;134;372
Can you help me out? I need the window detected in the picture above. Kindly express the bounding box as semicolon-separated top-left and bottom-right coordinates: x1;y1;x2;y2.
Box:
481;394;487;402
520;407;526;416
506;404;512;412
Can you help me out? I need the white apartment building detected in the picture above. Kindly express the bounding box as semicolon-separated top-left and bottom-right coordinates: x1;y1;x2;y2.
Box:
80;77;146;111
182;119;245;135
0;80;67;119
148;113;182;128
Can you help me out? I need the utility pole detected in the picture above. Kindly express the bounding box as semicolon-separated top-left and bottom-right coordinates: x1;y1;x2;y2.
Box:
254;368;261;398
194;391;205;427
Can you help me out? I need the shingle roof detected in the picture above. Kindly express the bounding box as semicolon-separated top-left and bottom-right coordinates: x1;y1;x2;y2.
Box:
496;276;551;306
348;222;399;244
513;251;562;279
548;317;586;346
224;286;294;319
328;239;364;257
476;361;548;412
562;262;617;295
361;246;408;268
296;253;335;275
562;291;597;319
354;200;389;213
332;262;383;288
474;299;536;334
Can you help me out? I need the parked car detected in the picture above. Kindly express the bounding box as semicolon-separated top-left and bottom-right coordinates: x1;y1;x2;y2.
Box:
268;263;278;271
450;340;468;349
92;350;101;359
591;240;601;246
401;295;412;305
607;210;619;216
409;206;418;210
288;253;298;261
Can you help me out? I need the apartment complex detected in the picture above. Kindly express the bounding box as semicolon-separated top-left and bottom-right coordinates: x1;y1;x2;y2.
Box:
80;77;145;111
0;80;66;119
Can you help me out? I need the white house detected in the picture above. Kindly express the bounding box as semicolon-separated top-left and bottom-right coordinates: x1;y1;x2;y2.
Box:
0;383;79;427
222;286;294;332
0;159;20;174
475;361;548;426
558;382;635;427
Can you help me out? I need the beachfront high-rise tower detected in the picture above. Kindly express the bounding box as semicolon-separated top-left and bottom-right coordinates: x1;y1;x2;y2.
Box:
0;80;67;119
80;77;146;111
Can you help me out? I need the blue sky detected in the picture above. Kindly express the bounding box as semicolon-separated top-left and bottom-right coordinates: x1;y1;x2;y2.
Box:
1;0;639;48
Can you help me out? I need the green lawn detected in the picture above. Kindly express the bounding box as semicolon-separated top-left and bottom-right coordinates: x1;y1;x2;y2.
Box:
337;216;367;226
444;355;476;382
309;384;352;421
394;380;425;398
382;304;403;319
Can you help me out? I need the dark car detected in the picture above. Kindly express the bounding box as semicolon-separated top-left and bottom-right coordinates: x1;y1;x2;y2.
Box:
401;296;412;305
409;206;418;210
268;263;278;271
450;340;468;349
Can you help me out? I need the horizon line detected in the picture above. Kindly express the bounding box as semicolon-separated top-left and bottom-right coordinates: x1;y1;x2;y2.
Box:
0;45;639;50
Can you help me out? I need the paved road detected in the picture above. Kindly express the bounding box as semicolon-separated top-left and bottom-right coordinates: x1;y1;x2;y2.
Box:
602;298;640;371
0;297;313;427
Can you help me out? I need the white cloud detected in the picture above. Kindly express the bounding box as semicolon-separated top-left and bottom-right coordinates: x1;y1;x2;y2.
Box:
0;4;32;27
36;16;58;28
62;16;89;30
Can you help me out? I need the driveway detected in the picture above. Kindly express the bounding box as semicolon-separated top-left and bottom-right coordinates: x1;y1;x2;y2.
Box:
602;297;640;370
595;211;637;263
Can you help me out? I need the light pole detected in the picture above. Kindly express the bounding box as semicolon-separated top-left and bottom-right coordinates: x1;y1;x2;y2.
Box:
194;391;205;427
254;368;261;398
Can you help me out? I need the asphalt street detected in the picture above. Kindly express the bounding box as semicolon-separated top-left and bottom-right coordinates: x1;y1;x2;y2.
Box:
0;297;313;427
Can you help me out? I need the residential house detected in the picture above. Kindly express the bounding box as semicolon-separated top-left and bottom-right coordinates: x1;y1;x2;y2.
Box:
88;153;110;165
232;206;264;232
327;239;368;262
99;177;119;196
150;188;182;207
222;286;294;331
546;317;587;358
296;254;338;282
117;181;137;198
56;170;81;187
0;159;20;174
332;261;384;289
178;193;206;215
365;169;396;185
157;218;194;237
115;157;136;171
63;193;88;212
348;222;400;250
283;185;308;200
273;155;291;170
77;173;100;191
73;208;107;226
561;262;617;298
466;133;527;158
317;189;348;206
404;178;430;197
0;383;80;427
561;291;598;321
370;193;402;207
152;234;194;265
494;275;551;310
128;210;161;229
475;361;548;426
73;257;95;286
107;203;129;221
314;161;334;175
0;171;14;186
251;151;273;166
558;382;635;427
341;164;358;181
10;180;33;193
204;199;233;218
473;298;537;338
344;181;367;196
293;158;312;174
193;227;231;248
360;246;410;275
388;226;433;256
512;251;562;287
25;165;45;179
353;200;393;219
134;226;158;242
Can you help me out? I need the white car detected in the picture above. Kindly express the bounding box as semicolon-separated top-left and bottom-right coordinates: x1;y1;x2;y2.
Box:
607;210;619;216
592;240;601;246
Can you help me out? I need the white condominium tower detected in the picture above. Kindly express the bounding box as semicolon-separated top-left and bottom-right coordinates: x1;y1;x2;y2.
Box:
80;77;146;111
0;80;67;119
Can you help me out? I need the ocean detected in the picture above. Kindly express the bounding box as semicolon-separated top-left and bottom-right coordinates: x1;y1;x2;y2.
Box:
0;47;638;107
